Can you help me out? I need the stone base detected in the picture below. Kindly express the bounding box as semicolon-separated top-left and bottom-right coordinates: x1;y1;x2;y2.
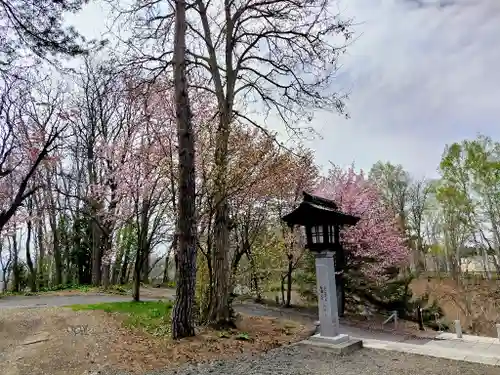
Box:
298;334;363;355
310;333;350;344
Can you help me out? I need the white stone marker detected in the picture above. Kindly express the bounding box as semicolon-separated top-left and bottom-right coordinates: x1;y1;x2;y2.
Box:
454;319;462;338
314;250;349;344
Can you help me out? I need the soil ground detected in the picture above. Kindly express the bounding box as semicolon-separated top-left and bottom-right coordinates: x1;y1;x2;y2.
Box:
411;276;500;336
0;305;312;375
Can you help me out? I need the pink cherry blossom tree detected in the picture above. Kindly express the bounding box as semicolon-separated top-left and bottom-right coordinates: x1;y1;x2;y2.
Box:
315;165;411;281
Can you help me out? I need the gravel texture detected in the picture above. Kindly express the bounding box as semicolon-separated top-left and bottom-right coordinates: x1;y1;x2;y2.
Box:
95;345;499;375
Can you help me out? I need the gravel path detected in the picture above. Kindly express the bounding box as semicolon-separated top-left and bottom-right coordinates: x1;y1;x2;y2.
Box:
95;345;497;375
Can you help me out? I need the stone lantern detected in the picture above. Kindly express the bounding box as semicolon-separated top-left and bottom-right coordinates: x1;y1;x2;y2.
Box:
282;192;360;344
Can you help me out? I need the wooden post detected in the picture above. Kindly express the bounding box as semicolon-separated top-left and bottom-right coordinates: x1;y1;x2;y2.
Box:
417;306;424;331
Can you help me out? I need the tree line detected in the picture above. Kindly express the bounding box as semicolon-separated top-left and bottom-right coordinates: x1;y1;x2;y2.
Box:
3;0;496;342
0;0;354;339
370;136;500;280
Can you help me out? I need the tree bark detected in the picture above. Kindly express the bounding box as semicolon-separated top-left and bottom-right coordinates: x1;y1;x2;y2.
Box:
286;254;293;307
11;234;19;293
120;245;131;285
248;253;262;302
25;202;36;292
208;113;232;326
280;278;285;306
102;264;110;289
141;253;150;283
111;245;123;285
132;256;141;302
34;197;46;289
171;0;197;339
91;215;102;286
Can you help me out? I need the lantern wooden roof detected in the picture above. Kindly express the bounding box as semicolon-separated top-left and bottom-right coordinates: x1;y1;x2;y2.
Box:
282;192;360;227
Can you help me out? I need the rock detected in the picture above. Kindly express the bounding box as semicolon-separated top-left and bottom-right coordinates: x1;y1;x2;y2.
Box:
22;332;50;346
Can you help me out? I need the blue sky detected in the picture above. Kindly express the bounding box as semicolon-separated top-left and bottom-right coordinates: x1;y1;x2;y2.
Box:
66;0;500;179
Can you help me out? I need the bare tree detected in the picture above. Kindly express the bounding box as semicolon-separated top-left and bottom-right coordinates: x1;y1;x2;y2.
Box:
0;237;11;292
0;76;66;234
120;0;352;326
407;178;430;273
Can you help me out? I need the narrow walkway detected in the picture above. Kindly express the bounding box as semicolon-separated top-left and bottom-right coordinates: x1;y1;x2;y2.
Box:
235;301;438;343
236;301;500;366
359;334;500;366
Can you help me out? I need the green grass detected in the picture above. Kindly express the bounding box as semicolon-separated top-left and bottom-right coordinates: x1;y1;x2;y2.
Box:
70;300;174;336
39;284;93;293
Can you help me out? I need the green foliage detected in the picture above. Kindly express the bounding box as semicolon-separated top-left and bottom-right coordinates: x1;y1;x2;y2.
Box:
69;214;93;285
235;332;251;341
368;161;411;216
12;262;28;291
358;274;418;317
164;280;176;288
216;330;251;341
295;251;317;303
71;300;174;336
351;272;446;329
421;299;444;323
39;283;91;293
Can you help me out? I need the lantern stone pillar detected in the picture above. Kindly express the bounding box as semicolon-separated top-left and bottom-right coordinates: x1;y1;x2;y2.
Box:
314;251;348;343
281;192;362;351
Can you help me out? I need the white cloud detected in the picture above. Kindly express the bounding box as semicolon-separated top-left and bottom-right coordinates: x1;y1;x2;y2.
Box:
309;0;500;178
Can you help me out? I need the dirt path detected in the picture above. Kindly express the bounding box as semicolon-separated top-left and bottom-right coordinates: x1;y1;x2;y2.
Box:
0;288;176;309
0;293;314;375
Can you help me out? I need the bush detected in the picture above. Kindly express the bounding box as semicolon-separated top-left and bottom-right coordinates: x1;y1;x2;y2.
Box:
350;274;417;318
165;280;176;288
39;283;91;293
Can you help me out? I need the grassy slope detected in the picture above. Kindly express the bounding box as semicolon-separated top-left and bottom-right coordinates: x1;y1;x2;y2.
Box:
71;300;174;336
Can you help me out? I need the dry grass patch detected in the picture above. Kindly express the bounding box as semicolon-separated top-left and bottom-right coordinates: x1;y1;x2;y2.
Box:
411;277;500;336
103;308;312;373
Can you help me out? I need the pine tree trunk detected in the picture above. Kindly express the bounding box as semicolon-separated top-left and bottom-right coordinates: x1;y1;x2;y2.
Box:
171;0;197;339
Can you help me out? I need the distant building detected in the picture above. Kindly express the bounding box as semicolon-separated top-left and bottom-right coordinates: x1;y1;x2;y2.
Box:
460;255;499;274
